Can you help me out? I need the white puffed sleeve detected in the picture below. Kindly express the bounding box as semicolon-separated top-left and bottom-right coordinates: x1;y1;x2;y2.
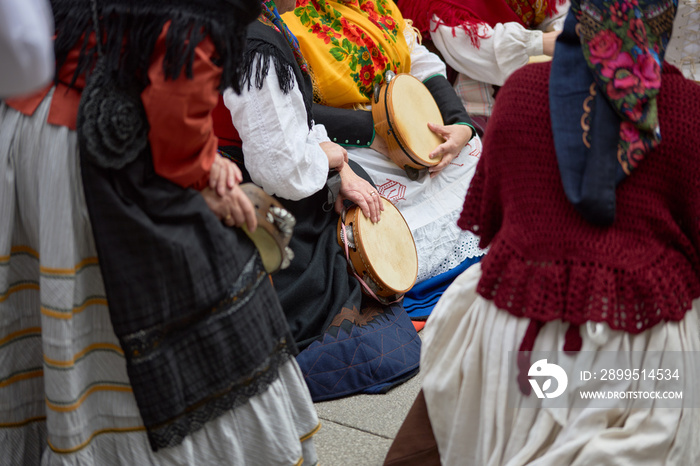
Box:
431;21;542;86
223;57;330;201
402;23;447;81
430;2;569;86
0;0;54;97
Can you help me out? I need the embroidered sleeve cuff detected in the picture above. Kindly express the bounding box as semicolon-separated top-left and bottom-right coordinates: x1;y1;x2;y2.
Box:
454;122;478;141
527;30;544;57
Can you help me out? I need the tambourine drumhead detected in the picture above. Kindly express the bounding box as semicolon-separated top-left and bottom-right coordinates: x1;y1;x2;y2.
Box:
243;223;282;274
387;74;444;166
239;183;292;274
353;197;417;294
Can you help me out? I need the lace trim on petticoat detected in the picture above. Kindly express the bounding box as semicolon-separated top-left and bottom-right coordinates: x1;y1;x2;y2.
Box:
146;342;295;450
413;209;487;282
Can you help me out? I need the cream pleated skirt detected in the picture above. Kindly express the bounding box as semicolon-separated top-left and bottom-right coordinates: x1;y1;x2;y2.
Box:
421;262;700;465
0;92;319;465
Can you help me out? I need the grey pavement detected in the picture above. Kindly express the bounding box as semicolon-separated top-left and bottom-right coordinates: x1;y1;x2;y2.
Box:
312;336;424;466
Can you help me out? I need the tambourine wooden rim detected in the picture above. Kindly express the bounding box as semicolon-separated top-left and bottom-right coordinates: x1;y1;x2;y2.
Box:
337;196;418;298
372;73;445;171
239;183;295;274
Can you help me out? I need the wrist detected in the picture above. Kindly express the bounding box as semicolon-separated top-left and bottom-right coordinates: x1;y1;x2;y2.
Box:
455;123;473;145
337;161;349;175
467;126;475;143
337;162;355;180
334;159;346;172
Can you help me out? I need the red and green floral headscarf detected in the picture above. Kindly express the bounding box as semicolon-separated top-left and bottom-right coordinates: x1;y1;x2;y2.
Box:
550;0;677;225
282;0;412;108
259;0;309;74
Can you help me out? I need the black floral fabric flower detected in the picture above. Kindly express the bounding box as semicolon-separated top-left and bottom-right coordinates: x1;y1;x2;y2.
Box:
77;58;150;170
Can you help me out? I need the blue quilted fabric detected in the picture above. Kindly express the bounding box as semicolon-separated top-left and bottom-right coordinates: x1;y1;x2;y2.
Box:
296;302;421;401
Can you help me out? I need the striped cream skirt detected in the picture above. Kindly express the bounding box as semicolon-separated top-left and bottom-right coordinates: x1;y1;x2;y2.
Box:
0;91;319;465
421;262;700;465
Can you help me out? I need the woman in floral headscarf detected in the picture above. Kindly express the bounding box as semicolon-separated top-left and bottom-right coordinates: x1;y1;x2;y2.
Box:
282;0;487;324
398;0;570;131
212;0;424;402
385;0;700;464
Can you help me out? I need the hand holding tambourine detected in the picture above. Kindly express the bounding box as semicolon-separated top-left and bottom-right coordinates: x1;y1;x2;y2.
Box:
238;183;296;274
371;71;445;179
202;176;296;273
337;195;417;303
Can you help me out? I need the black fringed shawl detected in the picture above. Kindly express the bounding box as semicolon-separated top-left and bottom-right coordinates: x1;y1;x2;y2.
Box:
239;19;314;128
64;0;299;453
51;0;261;92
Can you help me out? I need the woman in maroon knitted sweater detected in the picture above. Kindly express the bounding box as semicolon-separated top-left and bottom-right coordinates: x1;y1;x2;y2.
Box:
385;0;700;464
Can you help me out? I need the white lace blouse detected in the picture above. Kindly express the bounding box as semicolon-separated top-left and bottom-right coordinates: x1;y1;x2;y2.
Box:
0;0;54;97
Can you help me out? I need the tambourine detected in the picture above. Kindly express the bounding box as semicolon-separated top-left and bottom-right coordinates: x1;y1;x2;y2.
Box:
239;183;295;274
372;71;445;178
528;55;552;64
337;196;418;302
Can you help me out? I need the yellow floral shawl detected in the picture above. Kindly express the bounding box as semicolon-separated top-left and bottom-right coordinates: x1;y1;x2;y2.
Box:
282;0;412;108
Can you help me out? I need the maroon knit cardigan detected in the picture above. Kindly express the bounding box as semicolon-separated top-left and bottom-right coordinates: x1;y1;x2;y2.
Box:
459;62;700;356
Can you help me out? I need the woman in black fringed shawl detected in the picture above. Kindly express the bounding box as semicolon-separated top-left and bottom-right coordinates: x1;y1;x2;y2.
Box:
212;0;422;402
0;0;320;464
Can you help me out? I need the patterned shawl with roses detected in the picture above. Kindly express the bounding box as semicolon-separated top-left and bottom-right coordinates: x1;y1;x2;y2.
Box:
549;0;677;225
397;0;568;47
282;0;412;108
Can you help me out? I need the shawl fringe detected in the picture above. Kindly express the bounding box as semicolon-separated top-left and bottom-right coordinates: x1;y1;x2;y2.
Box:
51;0;261;92
429;5;492;48
243;20;315;128
240;41;298;94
